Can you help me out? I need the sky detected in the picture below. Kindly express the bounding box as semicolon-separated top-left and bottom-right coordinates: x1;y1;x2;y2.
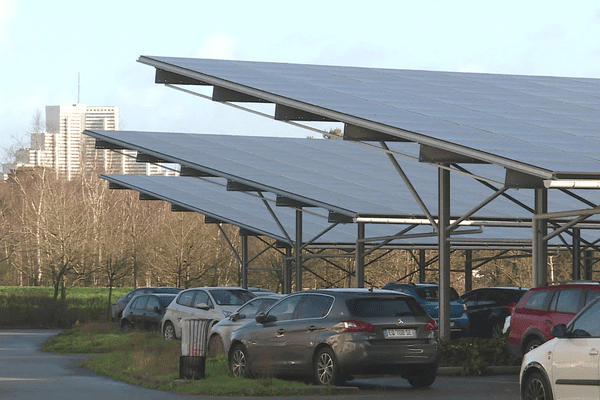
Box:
1;0;600;157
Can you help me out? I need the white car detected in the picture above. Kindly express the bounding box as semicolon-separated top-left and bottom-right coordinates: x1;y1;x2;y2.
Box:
520;297;600;400
161;286;255;341
207;294;284;355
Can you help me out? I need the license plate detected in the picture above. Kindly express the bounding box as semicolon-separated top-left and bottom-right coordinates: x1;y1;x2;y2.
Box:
384;329;417;338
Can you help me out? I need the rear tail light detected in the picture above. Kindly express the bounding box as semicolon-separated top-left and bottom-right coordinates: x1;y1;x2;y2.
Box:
337;320;374;333
425;319;438;331
463;303;468;313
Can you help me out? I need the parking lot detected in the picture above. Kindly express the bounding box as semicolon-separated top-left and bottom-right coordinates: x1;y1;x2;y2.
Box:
1;329;520;400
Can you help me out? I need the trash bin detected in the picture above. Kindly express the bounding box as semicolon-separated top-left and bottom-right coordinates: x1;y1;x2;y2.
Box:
179;318;212;380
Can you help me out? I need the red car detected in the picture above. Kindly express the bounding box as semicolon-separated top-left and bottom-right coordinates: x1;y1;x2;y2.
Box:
508;281;600;357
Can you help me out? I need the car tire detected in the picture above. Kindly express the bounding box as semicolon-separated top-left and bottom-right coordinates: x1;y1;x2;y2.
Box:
407;364;437;388
522;371;553;400
119;320;131;333
314;347;343;386
230;344;251;378
524;338;543;353
491;320;504;338
163;321;175;341
208;334;224;357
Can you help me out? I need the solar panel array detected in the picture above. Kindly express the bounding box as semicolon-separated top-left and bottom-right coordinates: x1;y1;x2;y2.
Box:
139;56;600;179
87;130;597;247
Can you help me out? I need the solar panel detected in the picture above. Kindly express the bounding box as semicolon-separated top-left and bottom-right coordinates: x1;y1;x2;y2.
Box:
139;56;600;178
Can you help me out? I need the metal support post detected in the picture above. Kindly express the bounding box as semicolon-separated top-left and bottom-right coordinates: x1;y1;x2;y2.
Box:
465;250;473;293
284;246;292;294
356;222;365;288
573;228;580;281
532;188;548;287
295;209;303;292
438;167;451;341
419;249;426;283
241;234;248;289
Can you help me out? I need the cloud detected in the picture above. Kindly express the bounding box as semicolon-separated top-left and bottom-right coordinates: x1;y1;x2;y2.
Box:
0;0;15;44
192;34;244;60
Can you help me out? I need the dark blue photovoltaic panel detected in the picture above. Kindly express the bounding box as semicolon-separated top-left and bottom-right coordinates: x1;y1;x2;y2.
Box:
139;56;600;177
87;132;600;247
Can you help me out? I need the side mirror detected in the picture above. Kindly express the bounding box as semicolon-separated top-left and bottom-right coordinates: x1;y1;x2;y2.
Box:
196;302;210;310
255;312;267;324
153;307;161;314
230;312;240;322
551;324;568;338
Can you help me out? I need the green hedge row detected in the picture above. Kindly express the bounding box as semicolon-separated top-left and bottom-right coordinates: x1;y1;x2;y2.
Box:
440;336;521;373
0;287;132;328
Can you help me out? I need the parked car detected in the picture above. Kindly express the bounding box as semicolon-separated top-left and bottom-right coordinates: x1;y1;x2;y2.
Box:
461;287;528;338
208;294;284;356
382;282;469;337
161;287;255;341
508;281;600;357
520;297;600;400
228;288;440;386
111;286;182;321
119;293;178;333
247;287;277;296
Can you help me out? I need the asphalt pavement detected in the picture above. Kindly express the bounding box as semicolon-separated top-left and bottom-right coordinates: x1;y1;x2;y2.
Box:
0;329;521;400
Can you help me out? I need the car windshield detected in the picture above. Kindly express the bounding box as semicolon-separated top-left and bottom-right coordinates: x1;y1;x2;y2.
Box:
347;296;427;317
415;287;459;301
209;289;255;306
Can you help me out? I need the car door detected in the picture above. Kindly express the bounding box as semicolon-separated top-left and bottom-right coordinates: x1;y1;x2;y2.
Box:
245;294;304;373
127;296;148;329
551;299;600;400
144;295;163;331
284;294;334;371
545;289;584;340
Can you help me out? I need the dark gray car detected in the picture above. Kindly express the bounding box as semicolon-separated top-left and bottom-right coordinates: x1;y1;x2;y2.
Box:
228;288;439;386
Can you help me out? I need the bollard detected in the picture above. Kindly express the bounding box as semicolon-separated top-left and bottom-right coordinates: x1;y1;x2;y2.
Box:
179;318;211;380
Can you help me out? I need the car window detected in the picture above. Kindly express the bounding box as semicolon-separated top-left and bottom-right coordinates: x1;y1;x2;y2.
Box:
585;290;600;305
296;294;333;319
193;290;211;307
210;289;254;306
523;290;552;310
267;295;303;322
158;295;177;307
551;289;582;314
238;297;279;317
569;299;600;337
479;291;498;307
506;290;528;303
415;287;459;301
348;296;427;318
146;296;160;311
462;291;480;307
177;291;195;307
131;296;148;310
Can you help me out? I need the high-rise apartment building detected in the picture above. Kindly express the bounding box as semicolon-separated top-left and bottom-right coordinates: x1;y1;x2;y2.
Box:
7;104;175;179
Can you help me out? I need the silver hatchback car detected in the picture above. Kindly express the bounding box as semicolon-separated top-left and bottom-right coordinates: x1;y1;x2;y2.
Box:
161;286;255;341
228;288;439;386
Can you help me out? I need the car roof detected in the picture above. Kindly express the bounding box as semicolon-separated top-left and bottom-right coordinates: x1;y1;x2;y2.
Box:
298;288;413;296
531;281;600;290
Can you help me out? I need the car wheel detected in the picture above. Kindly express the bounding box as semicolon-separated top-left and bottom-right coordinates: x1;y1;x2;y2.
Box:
119;320;131;333
407;364;437;388
208;335;224;357
314;347;343;386
230;344;251;378
491;320;504;338
525;338;542;353
522;371;553;400
163;321;175;341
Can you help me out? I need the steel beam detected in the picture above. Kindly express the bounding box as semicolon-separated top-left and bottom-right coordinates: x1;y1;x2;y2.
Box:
438;166;451;341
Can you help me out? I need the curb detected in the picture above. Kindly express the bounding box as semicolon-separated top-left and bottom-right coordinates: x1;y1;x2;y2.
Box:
438;366;520;376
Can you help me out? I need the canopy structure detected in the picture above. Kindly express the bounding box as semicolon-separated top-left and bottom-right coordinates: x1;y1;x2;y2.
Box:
84;56;600;339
